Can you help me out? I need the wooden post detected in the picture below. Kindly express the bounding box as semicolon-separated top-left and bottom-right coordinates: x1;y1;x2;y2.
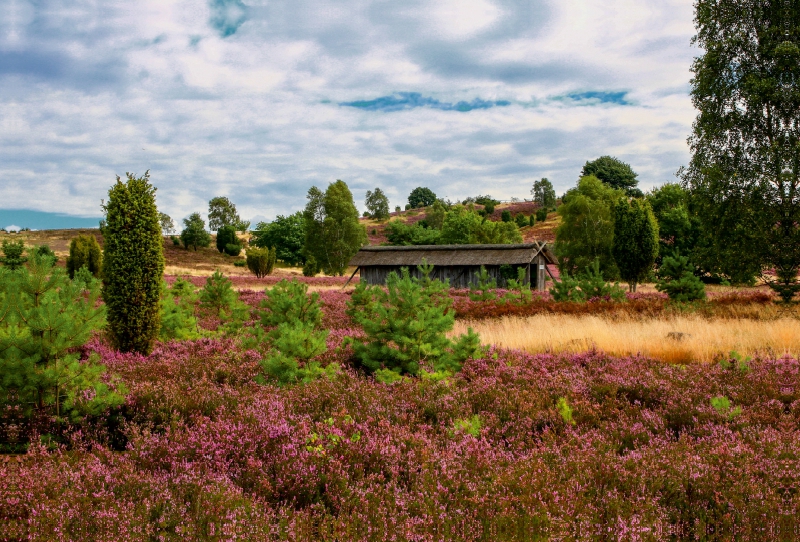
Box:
342;267;360;289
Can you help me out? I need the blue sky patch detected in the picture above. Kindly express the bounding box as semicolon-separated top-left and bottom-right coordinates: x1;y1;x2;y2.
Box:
209;0;248;38
340;92;512;113
561;91;631;106
0;210;102;231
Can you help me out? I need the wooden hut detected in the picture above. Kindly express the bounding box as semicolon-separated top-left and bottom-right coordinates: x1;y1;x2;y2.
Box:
347;242;557;290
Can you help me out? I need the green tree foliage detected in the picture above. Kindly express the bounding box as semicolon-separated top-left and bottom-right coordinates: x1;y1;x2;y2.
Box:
102;171;165;354
208;196;248;231
199;270;238;317
425;200;447;230
365;188;390;220
515;213;528;228
656;255;706;302
346;265;482;381
246;247;276;278
555;175;624;278
251;212;306;266
302;255;320;277
159;212;175;235
535;207;548;223
550;259;626;302
33;245;58;264
646;184;701;260
408;186;437;209
531;178;557;209
612;199;659;292
0;240;27;270
256;280;333;386
181;213;211;251
160;277;200;341
66;234;102;279
501;210;512;222
385;220;442;245
303;181;367;276
581;156;639;193
681;1;800;295
0;248;124;432
215;225;238;254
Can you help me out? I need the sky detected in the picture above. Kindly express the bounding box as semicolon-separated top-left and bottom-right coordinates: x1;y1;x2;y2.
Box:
0;0;698;229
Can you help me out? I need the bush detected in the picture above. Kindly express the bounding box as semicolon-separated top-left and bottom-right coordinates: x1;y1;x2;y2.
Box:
656;255;706;302
246;247;276;278
224;243;242;257
501;210;512;222
170;235;181;246
66;234;102;279
346;264;483;378
515;213;528;228
536;207;548;223
302;255;320;277
233;260;246;267
159;278;200;341
102;171;165;354
483;202;496;215
216;225;238;253
0;239;27;270
255;280;332;386
550;259;626;302
529;214;536;227
33;245;58;263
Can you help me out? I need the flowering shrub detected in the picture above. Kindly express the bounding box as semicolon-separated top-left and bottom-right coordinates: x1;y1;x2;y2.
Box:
4;327;799;539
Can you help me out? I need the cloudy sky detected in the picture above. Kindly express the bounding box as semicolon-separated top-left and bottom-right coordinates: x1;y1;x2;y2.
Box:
1;0;698;227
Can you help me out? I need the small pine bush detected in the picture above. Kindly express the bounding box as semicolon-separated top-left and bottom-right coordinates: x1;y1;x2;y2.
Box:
0;240;27;270
34;245;58;263
216;225;238;253
159;278;200;341
246;246;276;278
302;255;320;277
170;235;181;246
536;207;548;222
529;214;535;227
501;210;512;222
515;213;528;228
550;258;626;302
66;234;102;279
233;260;246;267
656;255;706;302
224;243;242;257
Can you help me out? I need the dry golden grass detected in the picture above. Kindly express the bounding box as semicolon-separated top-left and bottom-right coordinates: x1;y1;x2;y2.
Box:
453;314;800;363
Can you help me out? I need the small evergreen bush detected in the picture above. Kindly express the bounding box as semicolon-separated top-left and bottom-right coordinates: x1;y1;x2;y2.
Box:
181;213;211;251
536;207;548;222
346;265;483;379
514;213;528;228
0;240;27;270
501;210;512;222
550;258;626;302
33;245;58;263
302;255;320;277
529;214;535;227
233;260;246;267
246;247;276;278
66;234;102;278
224;243;242;256
656;255;706;302
159;278;200;341
216;225;238;253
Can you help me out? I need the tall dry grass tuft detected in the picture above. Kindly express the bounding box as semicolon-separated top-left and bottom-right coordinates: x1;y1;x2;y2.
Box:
453;314;800;363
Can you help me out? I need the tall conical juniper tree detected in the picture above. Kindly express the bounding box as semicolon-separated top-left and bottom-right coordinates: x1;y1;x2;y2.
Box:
102;171;165;354
682;0;800;299
612;198;659;292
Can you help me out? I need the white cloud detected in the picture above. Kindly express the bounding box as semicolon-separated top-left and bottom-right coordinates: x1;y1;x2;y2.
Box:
0;0;698;222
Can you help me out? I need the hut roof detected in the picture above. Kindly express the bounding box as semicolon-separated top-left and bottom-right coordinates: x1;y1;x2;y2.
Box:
349;242;557;267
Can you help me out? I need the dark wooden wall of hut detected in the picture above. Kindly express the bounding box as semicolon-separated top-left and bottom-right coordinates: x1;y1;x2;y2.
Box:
359;254;549;290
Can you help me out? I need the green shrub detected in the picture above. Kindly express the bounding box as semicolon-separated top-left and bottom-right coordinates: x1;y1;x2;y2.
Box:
346;265;483;377
656;255;706;302
224;243;242;257
233;260;246;267
33;245;58;263
302;255;320;277
501;210;512;222
159;278;200;341
529;214;535;227
514;213;528;228
171;235;181;246
255;279;332;386
246;247;276;278
102;171;165;354
216;225;238;253
550;259;626;302
0;240;27;270
66;234;102;279
536;207;548;223
469;266;497;301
